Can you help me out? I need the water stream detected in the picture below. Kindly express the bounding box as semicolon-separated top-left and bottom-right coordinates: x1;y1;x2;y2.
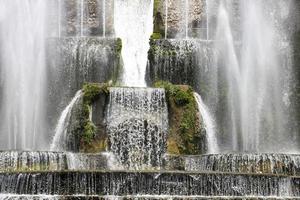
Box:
50;90;83;151
194;93;218;154
114;0;154;87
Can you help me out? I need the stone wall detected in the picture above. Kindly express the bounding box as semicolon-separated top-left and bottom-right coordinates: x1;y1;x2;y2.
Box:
154;0;206;38
61;0;114;36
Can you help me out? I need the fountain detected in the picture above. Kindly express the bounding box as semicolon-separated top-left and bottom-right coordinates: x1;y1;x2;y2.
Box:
0;0;299;199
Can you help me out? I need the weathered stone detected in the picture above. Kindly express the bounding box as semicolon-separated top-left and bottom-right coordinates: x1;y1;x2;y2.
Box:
153;0;206;38
60;0;114;37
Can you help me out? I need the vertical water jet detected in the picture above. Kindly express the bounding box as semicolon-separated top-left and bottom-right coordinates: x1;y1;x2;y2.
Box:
114;0;154;87
0;0;49;150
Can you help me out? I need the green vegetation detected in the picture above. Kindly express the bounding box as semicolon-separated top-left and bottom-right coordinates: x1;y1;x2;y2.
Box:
79;83;110;152
151;32;162;40
82;82;109;105
154;81;203;155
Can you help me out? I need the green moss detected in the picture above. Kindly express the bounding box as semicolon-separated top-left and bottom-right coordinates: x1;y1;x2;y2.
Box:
154;81;202;155
82;120;97;143
83;82;109;105
151;32;162;40
154;0;161;14
79;82;110;152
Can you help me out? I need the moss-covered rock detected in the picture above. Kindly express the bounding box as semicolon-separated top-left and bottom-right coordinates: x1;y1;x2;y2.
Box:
154;81;205;155
76;83;110;153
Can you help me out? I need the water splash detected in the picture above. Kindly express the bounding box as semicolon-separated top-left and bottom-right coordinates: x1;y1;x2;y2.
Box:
114;0;154;87
194;93;218;154
50;90;83;151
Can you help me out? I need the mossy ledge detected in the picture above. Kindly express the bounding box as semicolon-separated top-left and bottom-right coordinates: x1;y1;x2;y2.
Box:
79;83;110;153
154;81;205;155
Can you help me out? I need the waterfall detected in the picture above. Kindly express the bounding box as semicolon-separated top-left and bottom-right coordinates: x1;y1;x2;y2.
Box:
50;90;83;151
0;0;48;150
194;93;218;154
106;87;168;169
114;0;154;87
210;0;296;152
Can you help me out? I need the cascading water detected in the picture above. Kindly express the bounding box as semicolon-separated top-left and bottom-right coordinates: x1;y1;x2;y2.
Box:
207;0;298;153
106;87;168;169
114;0;154;87
0;0;48;150
50;90;83;151
194;93;218;154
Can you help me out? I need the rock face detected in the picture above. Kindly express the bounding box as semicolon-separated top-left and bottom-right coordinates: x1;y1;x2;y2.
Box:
153;0;206;38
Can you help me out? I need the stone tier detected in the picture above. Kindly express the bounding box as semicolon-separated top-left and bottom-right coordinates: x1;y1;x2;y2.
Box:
0;171;299;197
1;152;299;176
0;195;299;200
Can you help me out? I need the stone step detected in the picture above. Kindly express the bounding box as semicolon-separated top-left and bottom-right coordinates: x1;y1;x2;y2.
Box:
183;153;300;176
0;171;299;197
0;195;299;200
0;151;108;172
1;152;299;177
